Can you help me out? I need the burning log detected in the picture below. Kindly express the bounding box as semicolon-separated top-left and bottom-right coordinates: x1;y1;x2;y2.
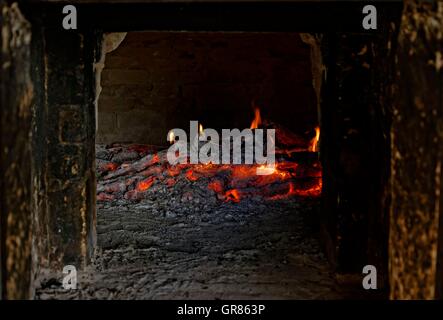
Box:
264;120;310;150
102;153;160;180
96;109;322;203
96;144;322;203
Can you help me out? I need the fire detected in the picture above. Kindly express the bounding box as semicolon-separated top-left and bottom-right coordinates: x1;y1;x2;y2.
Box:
256;165;275;175
136;177;155;191
250;108;262;129
199;123;204;136
98;116;323;203
267;179;322;200
100;155;322;202
309;126;320;152
168;131;175;144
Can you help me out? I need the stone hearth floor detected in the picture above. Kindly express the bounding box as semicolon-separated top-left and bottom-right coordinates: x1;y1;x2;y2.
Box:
36;197;368;299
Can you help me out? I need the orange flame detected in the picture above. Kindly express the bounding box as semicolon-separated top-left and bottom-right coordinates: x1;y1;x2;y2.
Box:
168;131;175;144
256;164;275;175
199;123;204;136
250;108;262;129
309;126;320;152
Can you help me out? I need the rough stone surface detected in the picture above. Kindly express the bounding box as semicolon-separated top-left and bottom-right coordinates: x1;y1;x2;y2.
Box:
319;16;401;291
35;141;364;300
30;27;101;272
0;2;33;300
35;196;366;299
389;1;443;300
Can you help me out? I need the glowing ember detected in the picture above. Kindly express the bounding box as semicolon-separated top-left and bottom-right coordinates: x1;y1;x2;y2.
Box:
256;165;275;175
136;177;155;191
231;165;257;180
98;152;322;202
225;189;241;202
268;179;322;200
250;108;262;129
107;163;118;171
151;153;160;165
97;111;322;203
185;169;199;182
208;180;224;193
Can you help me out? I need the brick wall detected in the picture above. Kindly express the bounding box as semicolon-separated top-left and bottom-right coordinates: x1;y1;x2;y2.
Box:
97;32;317;145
